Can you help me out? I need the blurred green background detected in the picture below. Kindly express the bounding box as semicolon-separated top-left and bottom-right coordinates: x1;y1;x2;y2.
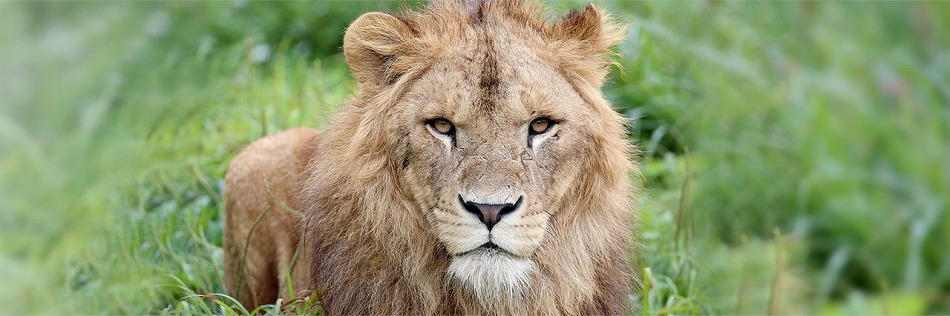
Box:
1;0;948;314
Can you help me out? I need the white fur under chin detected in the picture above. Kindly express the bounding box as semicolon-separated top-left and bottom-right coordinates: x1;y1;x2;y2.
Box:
448;249;535;307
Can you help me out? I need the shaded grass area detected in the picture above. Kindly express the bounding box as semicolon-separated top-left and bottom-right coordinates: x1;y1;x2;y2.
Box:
1;0;947;314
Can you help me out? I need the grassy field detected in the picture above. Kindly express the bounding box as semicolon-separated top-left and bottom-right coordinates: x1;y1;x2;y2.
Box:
1;1;948;314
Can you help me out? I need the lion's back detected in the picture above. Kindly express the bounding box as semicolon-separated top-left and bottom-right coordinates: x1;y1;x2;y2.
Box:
223;127;318;307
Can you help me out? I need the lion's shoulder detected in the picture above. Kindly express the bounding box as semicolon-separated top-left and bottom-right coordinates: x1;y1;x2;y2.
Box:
223;127;319;306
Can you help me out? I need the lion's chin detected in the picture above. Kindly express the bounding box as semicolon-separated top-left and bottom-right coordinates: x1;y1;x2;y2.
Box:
447;248;535;305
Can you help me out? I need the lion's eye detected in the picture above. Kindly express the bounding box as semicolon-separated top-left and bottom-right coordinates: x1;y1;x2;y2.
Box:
429;118;455;135
529;117;553;135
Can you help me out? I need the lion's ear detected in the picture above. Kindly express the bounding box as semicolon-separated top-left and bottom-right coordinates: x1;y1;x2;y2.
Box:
558;4;608;41
548;3;625;88
343;12;415;86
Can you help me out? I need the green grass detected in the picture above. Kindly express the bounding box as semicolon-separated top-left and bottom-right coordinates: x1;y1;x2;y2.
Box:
1;1;948;314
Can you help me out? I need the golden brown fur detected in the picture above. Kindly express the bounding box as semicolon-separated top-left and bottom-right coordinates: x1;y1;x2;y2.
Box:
223;128;316;308
223;0;637;314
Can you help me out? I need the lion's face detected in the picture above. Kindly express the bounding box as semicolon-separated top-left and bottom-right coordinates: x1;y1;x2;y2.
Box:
335;2;628;308
388;35;605;297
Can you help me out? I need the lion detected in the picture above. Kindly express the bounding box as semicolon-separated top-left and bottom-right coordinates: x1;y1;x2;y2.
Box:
222;0;638;314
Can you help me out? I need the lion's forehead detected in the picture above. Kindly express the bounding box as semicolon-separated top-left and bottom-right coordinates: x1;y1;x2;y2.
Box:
403;16;575;112
409;51;582;128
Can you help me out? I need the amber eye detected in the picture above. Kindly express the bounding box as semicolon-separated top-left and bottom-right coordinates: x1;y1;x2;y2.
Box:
529;117;553;135
429;118;455;135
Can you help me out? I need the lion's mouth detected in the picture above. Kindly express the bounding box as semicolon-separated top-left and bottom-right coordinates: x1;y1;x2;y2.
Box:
456;241;516;257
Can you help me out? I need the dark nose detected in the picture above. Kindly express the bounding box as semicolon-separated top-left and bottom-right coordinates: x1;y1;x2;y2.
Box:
459;195;523;230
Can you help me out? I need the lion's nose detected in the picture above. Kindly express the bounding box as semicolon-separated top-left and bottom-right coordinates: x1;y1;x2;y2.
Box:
459;195;523;230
